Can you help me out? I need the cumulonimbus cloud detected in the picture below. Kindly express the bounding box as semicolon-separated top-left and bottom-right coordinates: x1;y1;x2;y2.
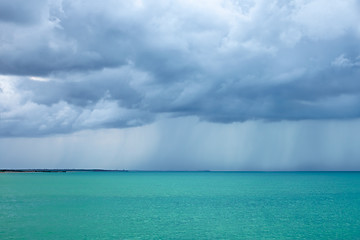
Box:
0;0;360;136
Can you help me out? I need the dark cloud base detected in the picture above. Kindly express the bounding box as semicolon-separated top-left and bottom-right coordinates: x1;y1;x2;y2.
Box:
1;0;360;136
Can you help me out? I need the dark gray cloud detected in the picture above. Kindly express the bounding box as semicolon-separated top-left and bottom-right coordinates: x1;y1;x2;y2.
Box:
1;0;360;136
0;0;47;24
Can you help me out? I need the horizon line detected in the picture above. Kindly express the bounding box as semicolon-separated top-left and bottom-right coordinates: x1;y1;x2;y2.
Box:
1;169;360;173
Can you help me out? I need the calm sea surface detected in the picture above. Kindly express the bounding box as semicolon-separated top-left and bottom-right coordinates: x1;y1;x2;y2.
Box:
0;172;360;239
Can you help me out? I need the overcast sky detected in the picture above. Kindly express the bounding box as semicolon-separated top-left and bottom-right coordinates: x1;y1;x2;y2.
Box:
1;0;360;170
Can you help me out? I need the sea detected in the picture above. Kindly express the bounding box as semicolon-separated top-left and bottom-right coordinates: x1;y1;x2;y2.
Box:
0;171;360;239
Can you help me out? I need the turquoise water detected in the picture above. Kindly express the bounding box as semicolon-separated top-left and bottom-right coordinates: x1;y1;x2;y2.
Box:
1;172;360;239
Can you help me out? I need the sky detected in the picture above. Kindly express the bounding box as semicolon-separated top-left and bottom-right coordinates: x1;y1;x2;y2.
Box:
0;0;360;170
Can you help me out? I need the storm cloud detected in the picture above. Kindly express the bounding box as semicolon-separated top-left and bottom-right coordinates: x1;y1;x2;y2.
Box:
1;0;360;137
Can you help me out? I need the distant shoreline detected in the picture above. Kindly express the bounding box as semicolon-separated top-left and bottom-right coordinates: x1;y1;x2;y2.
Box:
1;169;360;173
0;169;128;173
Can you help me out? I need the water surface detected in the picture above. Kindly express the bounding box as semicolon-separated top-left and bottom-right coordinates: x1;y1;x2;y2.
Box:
1;172;360;239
